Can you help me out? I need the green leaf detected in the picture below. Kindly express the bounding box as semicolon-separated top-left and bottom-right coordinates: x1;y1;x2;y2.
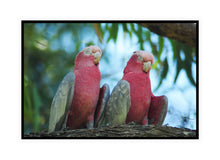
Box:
171;39;196;87
145;30;151;41
185;61;196;86
106;24;112;43
152;60;159;70
106;23;119;43
32;84;42;132
182;45;196;86
174;60;181;83
155;58;169;90
130;23;136;33
85;41;95;46
112;23;119;43
158;36;164;58
137;25;144;50
170;40;177;61
173;45;182;83
170;39;183;84
122;23;129;33
105;23;109;30
146;32;158;56
122;23;133;38
24;81;33;123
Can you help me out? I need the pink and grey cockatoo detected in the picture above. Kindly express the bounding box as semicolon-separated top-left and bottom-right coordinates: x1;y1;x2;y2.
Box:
48;46;109;132
100;51;168;126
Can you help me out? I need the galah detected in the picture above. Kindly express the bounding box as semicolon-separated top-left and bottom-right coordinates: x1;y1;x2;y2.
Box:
48;46;109;132
100;51;168;126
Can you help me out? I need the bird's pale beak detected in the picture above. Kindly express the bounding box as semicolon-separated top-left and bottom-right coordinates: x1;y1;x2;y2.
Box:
93;52;101;64
143;61;151;72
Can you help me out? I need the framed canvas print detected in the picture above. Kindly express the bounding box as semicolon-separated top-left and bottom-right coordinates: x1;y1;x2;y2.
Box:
22;21;198;139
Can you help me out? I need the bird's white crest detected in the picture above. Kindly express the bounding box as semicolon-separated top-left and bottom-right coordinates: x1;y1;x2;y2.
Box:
82;46;102;56
81;46;102;64
133;50;154;64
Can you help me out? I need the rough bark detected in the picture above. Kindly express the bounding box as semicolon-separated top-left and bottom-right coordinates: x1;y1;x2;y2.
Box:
139;23;197;47
24;124;197;138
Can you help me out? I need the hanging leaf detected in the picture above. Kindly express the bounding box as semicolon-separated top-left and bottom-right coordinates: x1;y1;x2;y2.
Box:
106;23;120;43
170;39;181;83
112;23;119;43
171;39;196;86
136;25;144;50
129;23;135;33
185;60;196;86
174;60;182;83
155;58;169;90
122;23;129;33
106;24;112;43
146;32;158;56
173;43;182;83
170;39;177;61
158;36;164;59
122;23;133;38
182;44;196;86
93;23;103;43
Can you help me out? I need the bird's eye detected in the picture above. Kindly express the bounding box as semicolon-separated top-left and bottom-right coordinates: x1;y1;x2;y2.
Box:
138;56;143;61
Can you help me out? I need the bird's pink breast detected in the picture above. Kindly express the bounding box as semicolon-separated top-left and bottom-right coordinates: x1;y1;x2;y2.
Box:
122;72;152;123
66;66;101;129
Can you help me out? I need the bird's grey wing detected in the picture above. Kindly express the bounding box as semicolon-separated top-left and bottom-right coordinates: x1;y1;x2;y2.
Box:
94;83;110;128
102;80;131;126
48;72;75;132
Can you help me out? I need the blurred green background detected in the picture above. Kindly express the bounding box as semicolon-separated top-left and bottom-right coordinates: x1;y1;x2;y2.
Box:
23;22;197;133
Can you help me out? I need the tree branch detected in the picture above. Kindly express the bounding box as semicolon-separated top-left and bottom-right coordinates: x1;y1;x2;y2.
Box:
24;124;197;138
139;23;197;47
